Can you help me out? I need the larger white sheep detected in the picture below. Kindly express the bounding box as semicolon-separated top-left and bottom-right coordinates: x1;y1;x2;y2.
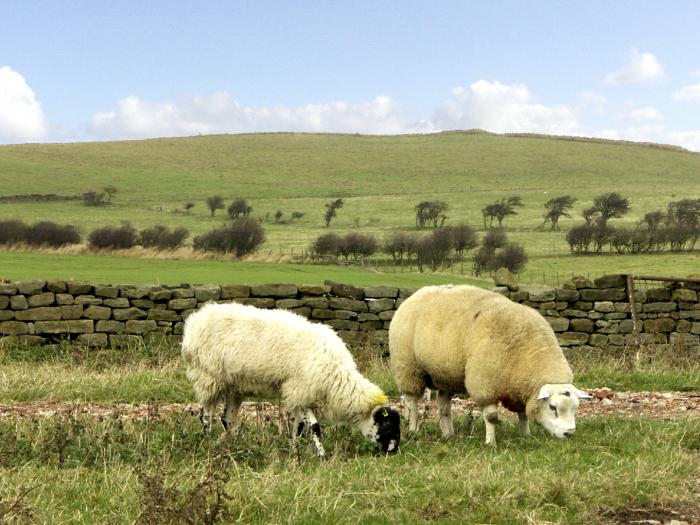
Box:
389;285;590;445
181;302;400;457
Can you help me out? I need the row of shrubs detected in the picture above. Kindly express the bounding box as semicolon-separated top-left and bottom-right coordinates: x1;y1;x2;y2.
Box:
89;223;190;250
565;223;699;254
0;219;267;256
0;219;190;251
0;219;81;247
310;225;528;274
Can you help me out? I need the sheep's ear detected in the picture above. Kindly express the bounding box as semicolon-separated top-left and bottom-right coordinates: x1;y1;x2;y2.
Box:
536;386;551;400
574;387;592;400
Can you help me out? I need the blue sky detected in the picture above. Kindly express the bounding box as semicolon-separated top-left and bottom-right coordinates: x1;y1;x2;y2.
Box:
2;1;700;150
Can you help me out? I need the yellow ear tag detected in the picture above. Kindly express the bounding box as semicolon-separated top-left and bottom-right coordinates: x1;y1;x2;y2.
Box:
382;409;388;417
371;392;388;406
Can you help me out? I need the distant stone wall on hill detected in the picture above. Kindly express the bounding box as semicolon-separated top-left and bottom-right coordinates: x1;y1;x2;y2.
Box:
0;275;698;352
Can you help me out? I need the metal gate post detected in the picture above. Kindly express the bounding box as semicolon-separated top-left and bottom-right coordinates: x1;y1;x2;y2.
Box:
626;274;642;358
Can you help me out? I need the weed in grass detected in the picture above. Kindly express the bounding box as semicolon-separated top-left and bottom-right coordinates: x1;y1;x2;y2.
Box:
0;485;36;524
135;456;233;525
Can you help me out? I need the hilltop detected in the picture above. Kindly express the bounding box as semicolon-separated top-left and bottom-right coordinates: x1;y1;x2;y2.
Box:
0;131;698;283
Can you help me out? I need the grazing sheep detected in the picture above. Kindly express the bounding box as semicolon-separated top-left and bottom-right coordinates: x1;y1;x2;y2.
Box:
181;302;400;457
389;285;591;445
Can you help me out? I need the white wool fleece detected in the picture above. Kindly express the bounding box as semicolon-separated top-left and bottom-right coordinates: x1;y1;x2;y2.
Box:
181;302;388;424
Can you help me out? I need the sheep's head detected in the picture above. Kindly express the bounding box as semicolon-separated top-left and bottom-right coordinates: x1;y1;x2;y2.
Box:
528;384;591;439
359;406;401;454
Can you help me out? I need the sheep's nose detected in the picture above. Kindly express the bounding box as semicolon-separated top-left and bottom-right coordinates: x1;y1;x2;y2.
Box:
563;429;575;438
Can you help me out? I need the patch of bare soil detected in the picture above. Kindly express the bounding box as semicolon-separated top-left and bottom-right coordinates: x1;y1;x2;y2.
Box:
0;389;697;421
445;388;700;420
600;505;700;525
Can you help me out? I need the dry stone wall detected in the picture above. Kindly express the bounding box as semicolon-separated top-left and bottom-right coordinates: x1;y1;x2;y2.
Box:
0;276;698;351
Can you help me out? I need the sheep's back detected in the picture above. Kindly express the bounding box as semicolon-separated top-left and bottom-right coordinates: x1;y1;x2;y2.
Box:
182;302;351;390
391;285;571;398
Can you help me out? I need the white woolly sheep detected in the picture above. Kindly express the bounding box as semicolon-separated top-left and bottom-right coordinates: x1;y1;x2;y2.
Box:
181;302;400;457
389;285;591;445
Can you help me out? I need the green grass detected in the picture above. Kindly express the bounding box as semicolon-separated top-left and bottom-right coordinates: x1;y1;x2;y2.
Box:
565;346;700;392
0;410;698;523
1;132;699;285
0;250;485;287
1;341;697;405
0;341;698;523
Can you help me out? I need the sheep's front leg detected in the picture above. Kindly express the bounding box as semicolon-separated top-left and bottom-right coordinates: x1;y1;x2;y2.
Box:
437;390;454;439
482;403;499;445
221;394;243;431
293;408;326;458
403;393;420;432
518;412;530;437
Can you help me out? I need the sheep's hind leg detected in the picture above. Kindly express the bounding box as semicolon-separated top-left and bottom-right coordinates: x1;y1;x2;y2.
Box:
221;394;243;431
199;401;218;434
293;408;326;458
437;390;454;439
403;393;421;432
481;403;499;445
518;412;530;437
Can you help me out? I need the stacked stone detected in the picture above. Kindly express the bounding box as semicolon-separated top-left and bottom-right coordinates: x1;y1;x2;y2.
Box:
1;276;698;351
499;274;700;352
0;279;414;350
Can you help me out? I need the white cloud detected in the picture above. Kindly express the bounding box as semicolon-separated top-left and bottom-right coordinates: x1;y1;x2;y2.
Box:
593;124;700;152
620;106;663;123
603;49;665;85
673;82;700;101
88;92;417;139
0;66;49;143
80;81;700;153
577;91;607;115
666;130;700;152
432;80;581;135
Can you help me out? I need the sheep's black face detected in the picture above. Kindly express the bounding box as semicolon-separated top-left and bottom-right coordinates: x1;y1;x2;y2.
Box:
372;406;401;454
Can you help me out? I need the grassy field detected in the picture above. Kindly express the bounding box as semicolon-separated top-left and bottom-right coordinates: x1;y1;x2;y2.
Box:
1;131;699;285
0;250;486;287
0;341;698;524
1;340;698;404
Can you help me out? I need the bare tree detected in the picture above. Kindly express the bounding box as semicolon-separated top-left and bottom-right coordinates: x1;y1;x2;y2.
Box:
591;192;630;228
206;195;225;217
382;232;414;265
324;198;344;227
311;232;342;259
667;198;700;228
415;201;448;228
82;191;106;207
449;224;478;256
641;210;665;231
472;228;527;275
103;185;118;204
193;218;265;257
482;196;523;228
228;198;252;219
538;195;576;230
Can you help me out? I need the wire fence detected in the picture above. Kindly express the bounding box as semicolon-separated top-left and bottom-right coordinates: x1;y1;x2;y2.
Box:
626;274;700;353
265;248;609;286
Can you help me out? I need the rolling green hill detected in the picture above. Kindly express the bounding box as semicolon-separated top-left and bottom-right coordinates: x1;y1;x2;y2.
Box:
1;131;698;284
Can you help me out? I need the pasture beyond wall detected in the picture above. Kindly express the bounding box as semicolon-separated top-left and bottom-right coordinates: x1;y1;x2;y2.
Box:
0;275;699;352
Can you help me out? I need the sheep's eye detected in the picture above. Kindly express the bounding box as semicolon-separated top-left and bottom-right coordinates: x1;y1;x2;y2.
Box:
549;404;558;416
